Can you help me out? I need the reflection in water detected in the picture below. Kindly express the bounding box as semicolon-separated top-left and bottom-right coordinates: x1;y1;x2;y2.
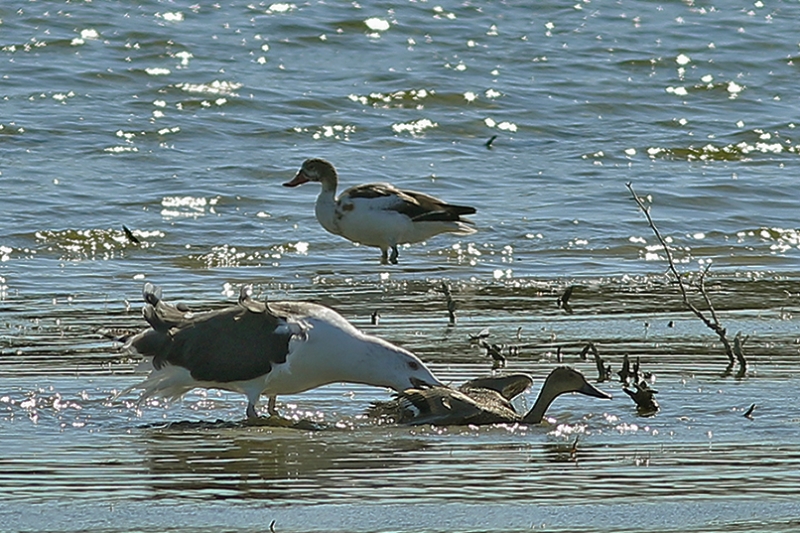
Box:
125;417;800;505
139;424;435;502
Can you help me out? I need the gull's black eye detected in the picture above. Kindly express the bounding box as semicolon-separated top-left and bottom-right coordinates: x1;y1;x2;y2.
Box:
408;361;419;371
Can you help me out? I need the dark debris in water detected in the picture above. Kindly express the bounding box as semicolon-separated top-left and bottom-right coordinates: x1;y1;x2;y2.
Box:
122;225;140;244
623;380;660;417
557;285;575;314
32;227;158;260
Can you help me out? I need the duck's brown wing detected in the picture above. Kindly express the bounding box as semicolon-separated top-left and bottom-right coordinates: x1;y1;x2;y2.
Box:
343;183;476;222
369;386;519;426
400;189;476;221
459;373;533;401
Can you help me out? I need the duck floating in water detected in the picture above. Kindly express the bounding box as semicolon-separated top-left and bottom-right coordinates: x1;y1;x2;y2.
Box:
108;283;442;419
369;366;611;426
283;158;477;264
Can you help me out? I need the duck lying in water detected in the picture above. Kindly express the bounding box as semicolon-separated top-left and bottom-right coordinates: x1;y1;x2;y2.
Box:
368;366;611;426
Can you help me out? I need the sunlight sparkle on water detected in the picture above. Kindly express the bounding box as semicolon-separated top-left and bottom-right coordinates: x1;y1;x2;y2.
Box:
550;423;588;438
159;12;184;22
392;119;438;136
267;3;296;14
177;81;242;95
70;29;99;47
104;146;138;154
727;81;744;96
365;18;390;32
666;86;689;96
311;124;355;140
484;117;518;132
174;51;193;66
160;196;214;218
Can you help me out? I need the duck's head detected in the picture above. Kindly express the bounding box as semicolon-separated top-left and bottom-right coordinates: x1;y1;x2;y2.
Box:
545;366;612;399
283;158;337;188
521;366;612;425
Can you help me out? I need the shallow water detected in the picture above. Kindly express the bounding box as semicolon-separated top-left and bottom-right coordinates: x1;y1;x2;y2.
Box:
2;1;800;532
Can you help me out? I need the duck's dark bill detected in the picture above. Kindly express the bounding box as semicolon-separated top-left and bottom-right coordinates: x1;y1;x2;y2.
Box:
578;381;613;399
283;172;309;187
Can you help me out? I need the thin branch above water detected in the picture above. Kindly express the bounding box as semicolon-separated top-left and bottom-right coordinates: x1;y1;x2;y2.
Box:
626;182;747;377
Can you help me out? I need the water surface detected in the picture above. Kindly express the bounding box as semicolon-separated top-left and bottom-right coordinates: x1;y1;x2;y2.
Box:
1;1;799;532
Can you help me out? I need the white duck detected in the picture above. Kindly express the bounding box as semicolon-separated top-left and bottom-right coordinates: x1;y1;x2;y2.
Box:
283;158;477;264
109;283;443;419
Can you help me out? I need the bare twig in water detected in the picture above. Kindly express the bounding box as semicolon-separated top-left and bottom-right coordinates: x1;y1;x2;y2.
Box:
122;225;140;244
579;343;590;360
626;182;747;376
743;403;756;420
479;340;507;369
733;332;748;378
371;310;380;325
582;342;611;382
485;135;498;149
557;285;574;314
632;356;641;384
269;520;277;533
570;435;580;461
617;353;633;384
440;282;457;325
469;327;490;344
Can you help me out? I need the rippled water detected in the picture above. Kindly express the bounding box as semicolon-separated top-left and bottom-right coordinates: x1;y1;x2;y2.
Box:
2;1;800;532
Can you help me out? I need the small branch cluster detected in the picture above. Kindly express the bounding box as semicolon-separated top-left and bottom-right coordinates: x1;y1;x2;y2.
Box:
580;342;611;382
626;183;747;377
440;282;457;325
469;328;520;370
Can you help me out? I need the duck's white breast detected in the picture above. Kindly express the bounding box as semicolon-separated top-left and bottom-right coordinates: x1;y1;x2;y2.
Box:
335;200;416;247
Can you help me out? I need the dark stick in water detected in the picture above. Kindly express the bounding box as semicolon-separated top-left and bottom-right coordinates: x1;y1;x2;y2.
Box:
626;182;747;377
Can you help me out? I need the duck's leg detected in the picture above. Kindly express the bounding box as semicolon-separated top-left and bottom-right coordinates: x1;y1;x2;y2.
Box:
389;245;399;264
